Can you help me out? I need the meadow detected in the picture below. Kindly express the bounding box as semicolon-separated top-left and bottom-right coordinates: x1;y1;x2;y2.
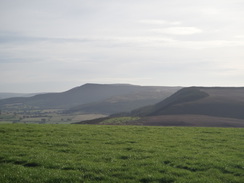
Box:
0;124;243;183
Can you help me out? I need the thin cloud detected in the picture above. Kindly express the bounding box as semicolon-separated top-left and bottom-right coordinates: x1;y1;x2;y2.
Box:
139;19;181;26
235;35;244;39
152;27;203;35
139;19;168;25
0;32;94;44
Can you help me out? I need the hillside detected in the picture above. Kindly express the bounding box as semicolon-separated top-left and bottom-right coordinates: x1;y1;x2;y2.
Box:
65;88;180;114
0;84;181;111
130;87;244;119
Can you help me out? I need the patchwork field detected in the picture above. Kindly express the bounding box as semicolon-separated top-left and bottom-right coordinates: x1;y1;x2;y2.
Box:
0;111;106;124
0;124;243;182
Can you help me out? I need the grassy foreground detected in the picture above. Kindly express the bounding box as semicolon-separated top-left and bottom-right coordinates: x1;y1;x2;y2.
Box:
0;124;243;183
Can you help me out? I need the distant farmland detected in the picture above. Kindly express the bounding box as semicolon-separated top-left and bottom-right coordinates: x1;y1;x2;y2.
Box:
0;124;243;182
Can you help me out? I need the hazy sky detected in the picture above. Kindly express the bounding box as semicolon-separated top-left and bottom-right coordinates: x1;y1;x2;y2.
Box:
0;0;244;92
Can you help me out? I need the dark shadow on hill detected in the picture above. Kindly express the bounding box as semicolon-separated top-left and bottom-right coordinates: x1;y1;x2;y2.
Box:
130;87;209;116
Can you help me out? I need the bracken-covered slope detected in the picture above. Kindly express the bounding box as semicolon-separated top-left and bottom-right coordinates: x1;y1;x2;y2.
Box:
0;83;181;111
76;114;244;127
130;87;244;119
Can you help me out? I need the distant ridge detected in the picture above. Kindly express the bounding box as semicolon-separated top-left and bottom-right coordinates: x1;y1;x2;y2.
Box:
0;83;181;112
0;93;42;100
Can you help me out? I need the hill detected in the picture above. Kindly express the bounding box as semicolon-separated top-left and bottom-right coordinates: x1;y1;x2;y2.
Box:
77;87;244;127
0;84;181;112
129;87;244;119
65;87;180;114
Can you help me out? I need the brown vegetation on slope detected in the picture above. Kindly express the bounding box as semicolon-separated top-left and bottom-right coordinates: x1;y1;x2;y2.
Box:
131;115;244;127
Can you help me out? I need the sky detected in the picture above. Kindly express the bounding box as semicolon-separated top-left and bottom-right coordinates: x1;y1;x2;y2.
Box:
0;0;244;92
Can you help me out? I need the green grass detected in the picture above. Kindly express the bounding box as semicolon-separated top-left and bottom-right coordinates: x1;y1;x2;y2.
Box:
0;124;243;182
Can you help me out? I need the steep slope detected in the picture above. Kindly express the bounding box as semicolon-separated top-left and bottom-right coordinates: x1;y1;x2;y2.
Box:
0;84;181;110
130;87;244;119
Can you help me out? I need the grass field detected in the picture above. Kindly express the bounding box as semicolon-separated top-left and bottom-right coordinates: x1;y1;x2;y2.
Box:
0;124;243;182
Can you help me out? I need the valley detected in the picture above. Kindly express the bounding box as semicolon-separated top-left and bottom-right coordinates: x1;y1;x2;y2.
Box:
0;109;106;124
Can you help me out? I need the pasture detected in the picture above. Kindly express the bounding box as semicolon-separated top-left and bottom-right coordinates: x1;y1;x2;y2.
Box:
0;124;243;182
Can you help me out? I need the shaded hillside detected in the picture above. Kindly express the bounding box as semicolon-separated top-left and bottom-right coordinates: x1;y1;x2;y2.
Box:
66;88;180;114
0;84;181;110
130;87;244;119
